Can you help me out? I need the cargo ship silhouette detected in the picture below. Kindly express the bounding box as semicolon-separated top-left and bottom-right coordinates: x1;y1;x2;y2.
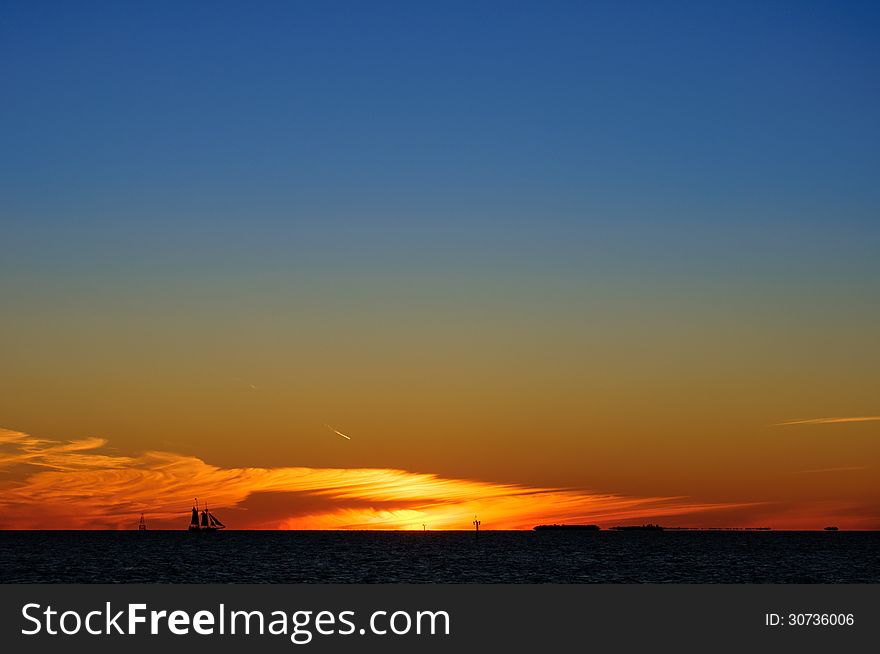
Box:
188;499;225;532
533;524;600;531
610;523;664;531
533;523;666;531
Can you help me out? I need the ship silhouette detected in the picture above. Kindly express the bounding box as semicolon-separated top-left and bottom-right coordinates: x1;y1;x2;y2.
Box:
610;523;664;531
534;524;600;531
188;498;225;532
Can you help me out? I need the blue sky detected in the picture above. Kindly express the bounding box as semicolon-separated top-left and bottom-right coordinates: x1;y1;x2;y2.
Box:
3;1;878;267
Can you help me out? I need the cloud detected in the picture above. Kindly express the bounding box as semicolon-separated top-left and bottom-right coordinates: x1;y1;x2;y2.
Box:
791;466;869;474
775;416;880;426
0;428;748;530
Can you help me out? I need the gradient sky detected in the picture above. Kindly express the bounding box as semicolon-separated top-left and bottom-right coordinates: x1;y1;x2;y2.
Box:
1;1;879;529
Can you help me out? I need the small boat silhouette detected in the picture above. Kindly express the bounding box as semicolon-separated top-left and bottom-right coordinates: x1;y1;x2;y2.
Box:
188;498;225;532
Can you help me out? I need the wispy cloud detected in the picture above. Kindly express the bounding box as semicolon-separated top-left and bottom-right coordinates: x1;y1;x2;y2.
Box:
791;466;869;475
775;416;880;426
0;428;747;530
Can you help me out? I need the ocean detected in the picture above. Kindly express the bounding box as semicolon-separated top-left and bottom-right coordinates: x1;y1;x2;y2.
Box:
1;530;877;583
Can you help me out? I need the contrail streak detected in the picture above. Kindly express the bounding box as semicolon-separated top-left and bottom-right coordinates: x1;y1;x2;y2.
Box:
325;424;351;440
775;416;880;426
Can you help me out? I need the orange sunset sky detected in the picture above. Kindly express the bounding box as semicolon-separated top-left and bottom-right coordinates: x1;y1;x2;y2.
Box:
1;3;879;530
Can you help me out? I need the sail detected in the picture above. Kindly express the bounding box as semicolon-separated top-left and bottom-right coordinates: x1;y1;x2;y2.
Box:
187;500;225;530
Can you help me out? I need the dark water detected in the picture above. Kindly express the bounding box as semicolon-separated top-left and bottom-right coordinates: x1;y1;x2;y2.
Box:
1;531;877;583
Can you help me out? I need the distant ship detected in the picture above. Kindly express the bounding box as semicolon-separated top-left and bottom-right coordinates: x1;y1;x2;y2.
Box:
610;523;664;531
824;526;839;531
188;499;225;532
534;524;600;531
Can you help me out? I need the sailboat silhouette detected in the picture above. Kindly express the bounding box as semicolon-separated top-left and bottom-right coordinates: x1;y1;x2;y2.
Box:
188;498;225;532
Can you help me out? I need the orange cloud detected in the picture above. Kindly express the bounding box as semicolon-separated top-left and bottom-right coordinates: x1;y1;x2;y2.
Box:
0;428;753;530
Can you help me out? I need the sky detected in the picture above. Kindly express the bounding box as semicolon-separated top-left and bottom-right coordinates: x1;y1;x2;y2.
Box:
1;1;878;529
